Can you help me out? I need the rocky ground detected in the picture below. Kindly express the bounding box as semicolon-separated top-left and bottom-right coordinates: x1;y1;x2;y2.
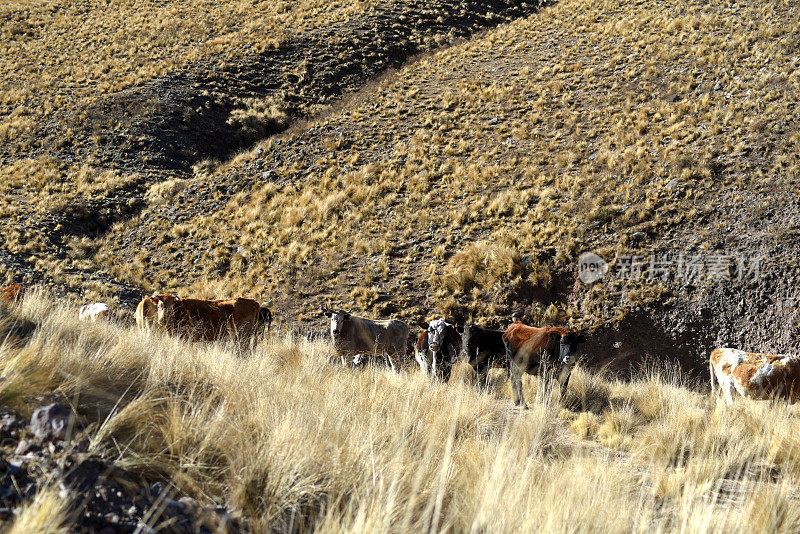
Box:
0;400;246;533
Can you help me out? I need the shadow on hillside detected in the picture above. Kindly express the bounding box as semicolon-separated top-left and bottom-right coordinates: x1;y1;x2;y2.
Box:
581;310;714;391
0;307;37;348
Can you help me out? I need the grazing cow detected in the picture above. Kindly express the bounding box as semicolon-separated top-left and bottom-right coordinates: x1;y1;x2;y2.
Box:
136;294;268;349
461;324;508;385
415;319;461;380
710;347;800;404
322;308;408;370
503;321;585;407
78;302;110;321
1;284;24;305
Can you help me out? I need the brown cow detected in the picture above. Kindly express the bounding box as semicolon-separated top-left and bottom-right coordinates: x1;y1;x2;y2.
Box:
1;284;24;305
136;294;269;350
503;321;585;407
710;347;800;404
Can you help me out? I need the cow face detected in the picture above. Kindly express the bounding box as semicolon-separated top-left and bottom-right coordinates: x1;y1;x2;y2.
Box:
426;319;452;353
327;310;350;337
153;294;178;327
553;331;585;366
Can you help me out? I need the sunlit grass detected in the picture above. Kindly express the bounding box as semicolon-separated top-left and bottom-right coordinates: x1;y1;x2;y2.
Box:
2;291;800;531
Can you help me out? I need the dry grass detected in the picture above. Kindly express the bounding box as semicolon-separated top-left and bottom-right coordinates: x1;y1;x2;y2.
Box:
3;291;800;531
6;488;70;534
0;0;376;141
83;0;800;327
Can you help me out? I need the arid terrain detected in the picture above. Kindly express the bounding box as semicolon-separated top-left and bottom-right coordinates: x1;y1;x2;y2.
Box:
2;0;800;531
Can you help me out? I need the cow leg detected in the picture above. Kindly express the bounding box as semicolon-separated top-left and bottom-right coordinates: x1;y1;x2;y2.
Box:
441;355;452;382
556;364;574;402
475;364;488;391
415;348;430;375
509;359;526;408
721;377;735;404
505;342;527;408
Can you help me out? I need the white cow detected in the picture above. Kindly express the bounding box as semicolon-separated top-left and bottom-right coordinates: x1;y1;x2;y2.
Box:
78;302;110;322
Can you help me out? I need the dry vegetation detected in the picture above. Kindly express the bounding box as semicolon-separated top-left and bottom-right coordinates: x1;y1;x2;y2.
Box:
3;292;800;531
3;0;800;528
86;0;800;330
0;0;375;146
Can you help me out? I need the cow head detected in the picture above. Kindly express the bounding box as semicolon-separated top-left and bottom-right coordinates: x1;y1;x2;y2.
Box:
323;307;350;337
424;318;453;354
152;294;179;327
550;329;586;366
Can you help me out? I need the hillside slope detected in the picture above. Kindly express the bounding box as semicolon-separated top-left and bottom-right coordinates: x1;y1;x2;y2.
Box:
2;0;799;374
91;0;800;373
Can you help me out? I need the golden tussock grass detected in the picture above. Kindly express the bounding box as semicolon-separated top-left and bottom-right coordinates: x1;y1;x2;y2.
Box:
83;0;800;327
3;291;800;531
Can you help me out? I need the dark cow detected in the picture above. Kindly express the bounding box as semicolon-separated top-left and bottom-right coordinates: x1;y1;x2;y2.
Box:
415;319;461;380
258;305;273;331
322;308;409;370
503;321;585;407
460;324;508;385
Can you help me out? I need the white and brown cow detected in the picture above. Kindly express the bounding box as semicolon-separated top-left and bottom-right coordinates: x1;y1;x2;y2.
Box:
78;302;110;321
415;319;461;380
322;308;408;370
709;347;800;404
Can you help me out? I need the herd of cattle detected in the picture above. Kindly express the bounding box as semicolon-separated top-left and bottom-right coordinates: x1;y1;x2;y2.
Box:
2;284;800;405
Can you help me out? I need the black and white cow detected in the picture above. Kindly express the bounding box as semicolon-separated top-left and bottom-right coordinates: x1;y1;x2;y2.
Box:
415;319;461;380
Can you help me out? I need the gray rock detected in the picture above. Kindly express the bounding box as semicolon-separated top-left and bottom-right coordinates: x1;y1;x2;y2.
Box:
31;403;73;441
14;440;32;455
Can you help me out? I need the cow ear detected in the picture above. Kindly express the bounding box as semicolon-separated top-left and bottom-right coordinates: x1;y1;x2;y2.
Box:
342;311;351;319
418;319;429;329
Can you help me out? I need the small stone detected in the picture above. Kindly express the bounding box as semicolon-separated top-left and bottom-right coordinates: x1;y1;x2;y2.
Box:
163;498;185;513
30;404;73;441
14;440;31;455
178;496;201;515
630;231;647;242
